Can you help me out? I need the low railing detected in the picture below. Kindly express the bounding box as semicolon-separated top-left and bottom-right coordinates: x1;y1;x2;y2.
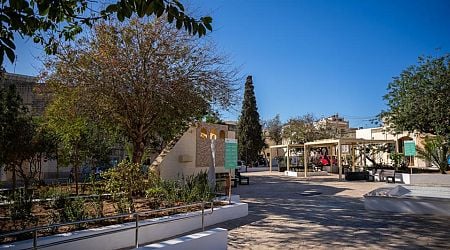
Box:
0;201;214;249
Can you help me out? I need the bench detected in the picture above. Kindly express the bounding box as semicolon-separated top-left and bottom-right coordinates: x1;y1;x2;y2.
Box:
235;170;249;185
381;169;396;183
215;172;237;189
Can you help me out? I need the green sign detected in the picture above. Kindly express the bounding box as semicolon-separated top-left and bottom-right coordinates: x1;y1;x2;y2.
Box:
404;141;416;156
225;138;238;169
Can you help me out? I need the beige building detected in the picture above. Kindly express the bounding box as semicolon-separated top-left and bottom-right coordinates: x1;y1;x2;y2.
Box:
0;72;45;115
356;127;435;169
159;122;236;179
314;114;357;138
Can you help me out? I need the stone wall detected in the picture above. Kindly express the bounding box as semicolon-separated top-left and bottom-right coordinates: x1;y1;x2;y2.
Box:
196;123;229;168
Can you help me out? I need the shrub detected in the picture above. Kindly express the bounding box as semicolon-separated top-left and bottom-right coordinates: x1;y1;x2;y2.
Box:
8;189;35;234
145;171;213;208
102;160;147;213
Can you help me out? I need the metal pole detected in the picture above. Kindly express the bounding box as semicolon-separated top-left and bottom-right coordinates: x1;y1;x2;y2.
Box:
33;229;37;249
135;214;139;248
201;202;205;231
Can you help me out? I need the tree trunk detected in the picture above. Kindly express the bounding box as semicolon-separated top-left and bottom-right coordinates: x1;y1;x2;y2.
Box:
12;165;16;192
75;164;79;195
132;137;145;164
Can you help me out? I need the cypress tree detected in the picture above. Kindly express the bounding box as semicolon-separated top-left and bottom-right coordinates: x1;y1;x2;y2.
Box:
237;76;265;165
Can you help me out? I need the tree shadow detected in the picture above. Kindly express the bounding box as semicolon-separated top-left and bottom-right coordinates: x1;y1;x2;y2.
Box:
215;174;450;249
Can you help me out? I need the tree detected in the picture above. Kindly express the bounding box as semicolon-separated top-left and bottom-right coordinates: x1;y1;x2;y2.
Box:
44;85;116;195
382;54;450;138
237;76;265;165
416;136;449;174
42;18;238;165
282;114;329;144
264;114;283;145
0;84;29;190
0;0;212;66
0;85;56;190
383;54;450;174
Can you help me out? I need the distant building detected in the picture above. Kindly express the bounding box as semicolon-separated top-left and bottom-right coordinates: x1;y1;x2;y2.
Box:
356;126;434;169
0;72;45;115
314;114;356;138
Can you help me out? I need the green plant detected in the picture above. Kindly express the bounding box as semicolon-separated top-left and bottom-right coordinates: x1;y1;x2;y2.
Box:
102;160;147;212
390;152;405;171
145;171;213;208
416;136;449;174
8;189;35;233
62;197;87;223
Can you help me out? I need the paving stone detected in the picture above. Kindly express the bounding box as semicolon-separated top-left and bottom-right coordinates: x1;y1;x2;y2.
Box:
210;171;450;249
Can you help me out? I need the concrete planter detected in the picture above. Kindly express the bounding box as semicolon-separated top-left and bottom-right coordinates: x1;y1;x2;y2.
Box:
284;171;328;177
364;185;450;216
399;174;450;185
139;227;227;250
2;203;248;250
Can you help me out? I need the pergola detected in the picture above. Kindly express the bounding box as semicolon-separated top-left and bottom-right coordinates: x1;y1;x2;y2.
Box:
269;138;396;180
268;144;304;172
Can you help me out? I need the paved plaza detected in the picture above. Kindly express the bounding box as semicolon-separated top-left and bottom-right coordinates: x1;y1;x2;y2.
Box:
213;171;450;249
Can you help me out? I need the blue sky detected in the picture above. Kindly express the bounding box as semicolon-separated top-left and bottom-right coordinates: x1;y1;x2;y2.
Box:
4;0;450;127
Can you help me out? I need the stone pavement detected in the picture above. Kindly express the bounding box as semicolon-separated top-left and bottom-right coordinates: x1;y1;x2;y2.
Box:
211;171;450;250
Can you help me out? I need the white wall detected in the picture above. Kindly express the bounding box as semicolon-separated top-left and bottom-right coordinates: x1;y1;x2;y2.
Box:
139;228;227;250
3;202;248;250
160;127;198;180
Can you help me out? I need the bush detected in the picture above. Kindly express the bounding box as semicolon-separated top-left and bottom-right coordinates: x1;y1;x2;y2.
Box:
8;189;35;233
145;171;213;208
102;160;148;213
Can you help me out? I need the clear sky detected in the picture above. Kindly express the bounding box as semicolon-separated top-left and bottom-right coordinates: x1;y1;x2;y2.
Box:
4;0;450;128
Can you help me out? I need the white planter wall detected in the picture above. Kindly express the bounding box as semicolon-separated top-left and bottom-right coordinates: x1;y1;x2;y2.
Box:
399;174;450;185
2;203;248;250
139;227;227;250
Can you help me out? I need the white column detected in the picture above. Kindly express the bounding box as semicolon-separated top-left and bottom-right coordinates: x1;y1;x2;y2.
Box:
304;145;308;177
338;141;342;180
269;148;272;173
286;145;290;172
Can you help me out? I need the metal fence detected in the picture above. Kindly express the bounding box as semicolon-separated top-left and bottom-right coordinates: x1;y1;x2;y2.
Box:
0;201;214;249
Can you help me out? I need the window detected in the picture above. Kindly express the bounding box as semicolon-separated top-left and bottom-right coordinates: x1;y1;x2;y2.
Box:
210;128;217;140
219;130;226;139
200;128;208;139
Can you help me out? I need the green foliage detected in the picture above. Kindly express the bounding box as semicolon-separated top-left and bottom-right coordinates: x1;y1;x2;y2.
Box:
264;114;283;145
61;197;87;223
42;18;237;164
145;171;213;208
282;114;333;144
383;54;450;138
102;160;146;197
0;85;56;189
416;136;449;174
8;189;35;228
238;76;265;164
0;0;212;65
389;152;405;170
44;84;117;194
102;160;147;212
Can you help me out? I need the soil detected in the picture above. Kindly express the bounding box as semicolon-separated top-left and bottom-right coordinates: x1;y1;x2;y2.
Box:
0;186;221;244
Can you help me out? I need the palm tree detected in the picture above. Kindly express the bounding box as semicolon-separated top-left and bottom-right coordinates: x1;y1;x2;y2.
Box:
416;136;449;174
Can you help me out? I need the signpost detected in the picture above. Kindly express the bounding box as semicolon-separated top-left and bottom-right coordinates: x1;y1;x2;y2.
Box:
404;141;416;174
224;139;238;204
404;141;416;156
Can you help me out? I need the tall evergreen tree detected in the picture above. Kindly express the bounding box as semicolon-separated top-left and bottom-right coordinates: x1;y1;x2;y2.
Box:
238;76;265;165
